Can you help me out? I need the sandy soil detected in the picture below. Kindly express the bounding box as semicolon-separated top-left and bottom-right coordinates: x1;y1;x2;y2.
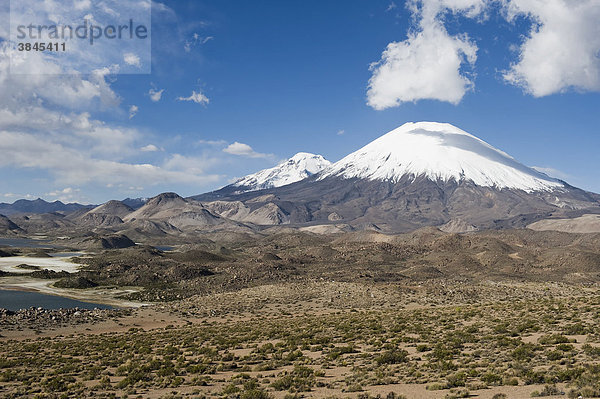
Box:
528;213;600;233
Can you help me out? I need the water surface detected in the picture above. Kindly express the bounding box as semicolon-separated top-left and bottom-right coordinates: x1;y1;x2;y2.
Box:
154;245;175;251
0;289;112;311
0;237;56;249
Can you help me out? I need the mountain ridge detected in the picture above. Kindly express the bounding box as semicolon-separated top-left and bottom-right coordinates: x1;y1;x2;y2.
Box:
191;122;600;232
0;198;91;216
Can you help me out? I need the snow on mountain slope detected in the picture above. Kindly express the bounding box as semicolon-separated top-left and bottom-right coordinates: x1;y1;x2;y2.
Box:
233;152;331;192
319;122;564;192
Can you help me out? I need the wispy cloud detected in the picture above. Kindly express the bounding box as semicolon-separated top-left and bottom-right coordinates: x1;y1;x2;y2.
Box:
0;130;221;187
45;187;82;203
532;166;572;181
124;53;142;68
177;90;210;105
140;144;160;152
148;87;165;102
184;33;214;52
129;105;139;119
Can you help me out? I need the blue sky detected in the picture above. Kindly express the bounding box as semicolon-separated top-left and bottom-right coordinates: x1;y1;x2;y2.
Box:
0;0;599;204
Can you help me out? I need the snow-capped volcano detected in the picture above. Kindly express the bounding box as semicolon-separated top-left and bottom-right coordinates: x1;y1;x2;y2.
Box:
320;122;563;192
233;152;331;192
192;122;599;232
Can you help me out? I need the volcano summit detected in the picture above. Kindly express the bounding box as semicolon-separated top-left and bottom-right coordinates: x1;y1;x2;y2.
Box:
195;122;600;232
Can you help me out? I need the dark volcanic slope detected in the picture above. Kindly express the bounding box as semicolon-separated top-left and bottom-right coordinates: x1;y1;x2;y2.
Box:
0;214;22;233
192;174;600;232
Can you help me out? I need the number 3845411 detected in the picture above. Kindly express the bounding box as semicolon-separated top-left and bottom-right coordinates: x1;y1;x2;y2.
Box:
17;42;66;52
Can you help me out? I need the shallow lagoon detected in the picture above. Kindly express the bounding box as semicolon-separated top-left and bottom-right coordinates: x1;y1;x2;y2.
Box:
0;289;112;311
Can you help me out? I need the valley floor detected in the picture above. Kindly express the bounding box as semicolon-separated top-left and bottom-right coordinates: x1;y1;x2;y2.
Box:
2;280;600;398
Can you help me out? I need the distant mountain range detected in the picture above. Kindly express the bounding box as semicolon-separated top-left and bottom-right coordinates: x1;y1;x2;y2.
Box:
0;199;91;216
0;197;147;217
1;122;599;238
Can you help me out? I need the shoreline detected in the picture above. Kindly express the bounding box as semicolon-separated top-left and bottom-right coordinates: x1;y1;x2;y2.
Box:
0;276;149;308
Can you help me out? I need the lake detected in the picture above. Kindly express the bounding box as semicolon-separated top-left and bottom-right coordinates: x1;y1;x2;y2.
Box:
154;245;175;251
0;237;56;249
0;289;112;311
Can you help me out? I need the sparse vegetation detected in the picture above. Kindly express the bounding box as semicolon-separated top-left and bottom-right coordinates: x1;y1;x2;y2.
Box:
3;229;600;397
3;285;600;397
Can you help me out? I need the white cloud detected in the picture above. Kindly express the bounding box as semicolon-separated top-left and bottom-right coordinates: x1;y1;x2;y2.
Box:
2;193;35;200
367;0;483;109
0;41;221;193
124;53;142;68
177;90;210;105
46;187;82;203
148;88;165;102
0;46;120;110
223;142;270;158
386;2;397;12
129;105;139;119
0;130;220;187
8;0;151;74
502;0;600;97
337;129;345;136
140;144;160;152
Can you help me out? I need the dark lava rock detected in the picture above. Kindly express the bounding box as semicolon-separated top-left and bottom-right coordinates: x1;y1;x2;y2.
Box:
30;269;72;279
54;277;99;289
15;264;41;270
100;234;136;249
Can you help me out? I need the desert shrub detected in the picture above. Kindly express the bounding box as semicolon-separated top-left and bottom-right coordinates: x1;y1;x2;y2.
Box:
239;379;272;399
564;323;587;335
546;350;564;361
41;376;76;392
538;334;569;345
376;349;408;365
531;384;562;397
345;383;363;392
583;344;600;357
271;365;316;392
426;383;447;391
416;344;431;352
446;372;467;388
444;389;470;398
481;371;503;386
504;377;519;386
327;345;356;360
512;344;539;361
